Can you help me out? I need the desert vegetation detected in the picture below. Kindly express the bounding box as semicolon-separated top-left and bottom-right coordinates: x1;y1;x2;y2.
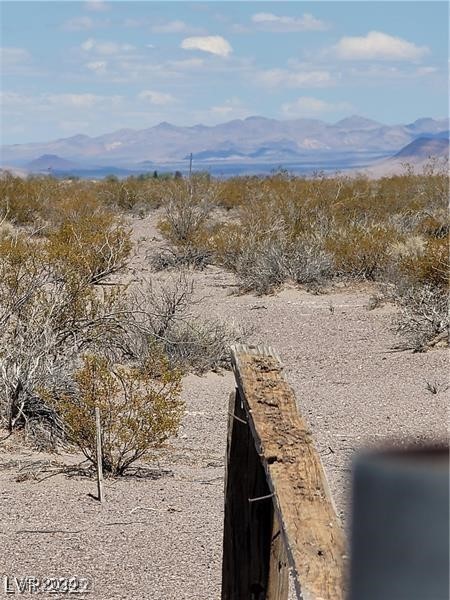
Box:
0;173;238;467
0;165;448;464
155;167;448;350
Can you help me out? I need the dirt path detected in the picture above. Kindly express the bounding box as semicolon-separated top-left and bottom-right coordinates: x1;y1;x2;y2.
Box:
0;213;447;599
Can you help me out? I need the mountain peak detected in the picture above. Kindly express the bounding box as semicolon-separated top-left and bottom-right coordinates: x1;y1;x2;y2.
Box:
244;116;270;122
334;115;382;130
393;136;449;160
25;154;79;171
154;121;176;130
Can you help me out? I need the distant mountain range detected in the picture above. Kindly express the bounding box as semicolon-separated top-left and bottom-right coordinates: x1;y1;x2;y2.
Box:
1;115;448;178
362;137;449;178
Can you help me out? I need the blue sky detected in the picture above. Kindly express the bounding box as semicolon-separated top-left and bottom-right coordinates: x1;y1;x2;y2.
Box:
1;1;448;143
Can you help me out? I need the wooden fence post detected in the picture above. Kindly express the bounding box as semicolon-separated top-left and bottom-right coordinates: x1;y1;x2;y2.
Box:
222;390;289;600
222;345;346;600
95;407;104;503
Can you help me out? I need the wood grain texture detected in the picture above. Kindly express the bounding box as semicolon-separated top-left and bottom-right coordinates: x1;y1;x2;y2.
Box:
230;345;346;600
266;511;290;600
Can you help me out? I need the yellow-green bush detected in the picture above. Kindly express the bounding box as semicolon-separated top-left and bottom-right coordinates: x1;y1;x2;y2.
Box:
46;212;132;284
56;353;183;475
400;236;449;289
325;225;399;280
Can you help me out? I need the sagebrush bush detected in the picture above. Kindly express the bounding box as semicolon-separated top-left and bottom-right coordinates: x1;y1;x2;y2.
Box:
392;283;448;351
150;244;213;271
0;222;134;435
132;274;241;372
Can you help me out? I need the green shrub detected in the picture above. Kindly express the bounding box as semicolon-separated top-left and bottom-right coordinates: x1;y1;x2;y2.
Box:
325;225;398;280
55;353;183;475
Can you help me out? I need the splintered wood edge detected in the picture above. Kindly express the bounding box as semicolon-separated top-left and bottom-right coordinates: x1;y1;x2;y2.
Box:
230;344;283;370
230;344;346;600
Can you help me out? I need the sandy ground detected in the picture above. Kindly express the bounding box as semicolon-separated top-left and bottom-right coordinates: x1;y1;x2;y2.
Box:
0;212;448;599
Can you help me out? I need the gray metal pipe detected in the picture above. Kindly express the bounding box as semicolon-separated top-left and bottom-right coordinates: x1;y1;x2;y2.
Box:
349;446;449;600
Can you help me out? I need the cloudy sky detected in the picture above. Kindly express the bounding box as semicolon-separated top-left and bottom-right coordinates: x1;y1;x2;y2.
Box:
1;1;448;143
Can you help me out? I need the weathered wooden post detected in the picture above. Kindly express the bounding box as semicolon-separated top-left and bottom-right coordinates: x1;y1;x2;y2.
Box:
95;407;104;503
221;345;346;600
222;389;288;599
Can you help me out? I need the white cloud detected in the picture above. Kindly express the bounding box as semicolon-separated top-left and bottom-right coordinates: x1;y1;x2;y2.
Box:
347;64;440;81
81;39;95;51
334;31;429;61
85;0;109;12
0;91;33;107
167;58;205;70
210;97;244;117
281;96;352;117
137;90;176;105
86;60;108;74
251;12;328;32
256;68;334;88
47;93;103;108
181;36;232;57
59;120;90;132
81;38;135;55
191;97;251;124
64;17;94;31
416;66;438;76
0;47;31;66
124;18;202;35
1;91;119;111
151;20;190;34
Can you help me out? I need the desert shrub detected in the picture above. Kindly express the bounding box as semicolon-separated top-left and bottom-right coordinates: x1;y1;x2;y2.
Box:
159;320;240;373
55;353;183;475
158;176;216;245
215;176;259;210
289;237;334;286
46;212;132;284
415;210;449;239
132;274;240;373
325;225;398;280
399;236;449;288
150;244;213;271
0;219;236;440
391;283;448;351
208;218;332;294
95;176;164;213
41;187;104;229
0;174;57;225
387;233;449;350
234;236;332;295
159;198;211;245
0;212;137;435
0;174;106;229
231;235;290;295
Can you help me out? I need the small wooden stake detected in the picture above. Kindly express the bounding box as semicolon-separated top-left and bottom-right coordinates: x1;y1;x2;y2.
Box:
95;407;104;503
